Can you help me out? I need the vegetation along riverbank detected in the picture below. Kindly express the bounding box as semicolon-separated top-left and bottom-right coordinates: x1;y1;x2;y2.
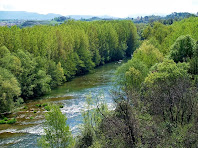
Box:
0;16;198;147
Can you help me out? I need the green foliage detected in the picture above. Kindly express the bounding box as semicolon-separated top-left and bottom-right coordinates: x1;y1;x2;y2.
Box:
23;106;28;110
36;104;42;107
34;70;52;96
143;59;197;126
189;57;198;75
42;103;48;107
36;17;198;147
0;67;21;112
0;120;6;124
7;118;16;124
76;95;96;148
0;20;137;113
141;17;198;55
59;105;64;108
115;58;148;90
75;94;109;148
142;22;173;46
133;41;164;68
125;67;143;89
14;97;24;108
169;35;196;62
82;17;198;148
115;41;164;90
142;25;153;40
183;118;198;147
144;59;190;85
15;49;38;98
194;42;198;57
0;51;22;76
44;106;50;111
3;117;8;121
0;46;10;58
0;118;16;124
38;105;74;148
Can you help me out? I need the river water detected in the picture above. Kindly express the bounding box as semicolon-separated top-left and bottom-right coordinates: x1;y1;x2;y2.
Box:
0;61;123;148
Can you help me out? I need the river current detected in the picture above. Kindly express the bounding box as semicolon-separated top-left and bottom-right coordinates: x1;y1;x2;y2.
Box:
0;61;123;147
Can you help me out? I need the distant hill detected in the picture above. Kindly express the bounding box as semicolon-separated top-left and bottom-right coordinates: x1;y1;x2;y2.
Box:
132;12;197;24
53;15;118;22
165;12;196;19
0;11;117;20
65;15;116;20
67;15;94;20
0;11;61;20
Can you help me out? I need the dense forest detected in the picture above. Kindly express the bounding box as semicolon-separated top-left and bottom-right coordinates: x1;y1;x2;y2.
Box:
0;20;137;113
0;15;198;148
69;17;198;148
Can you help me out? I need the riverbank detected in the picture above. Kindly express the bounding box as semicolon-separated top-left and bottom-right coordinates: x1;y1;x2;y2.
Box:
0;61;124;147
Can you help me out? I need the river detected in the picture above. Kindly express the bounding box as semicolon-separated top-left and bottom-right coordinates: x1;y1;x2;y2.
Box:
0;61;124;148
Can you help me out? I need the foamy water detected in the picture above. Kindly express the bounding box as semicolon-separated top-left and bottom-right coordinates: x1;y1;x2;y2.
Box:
0;61;122;147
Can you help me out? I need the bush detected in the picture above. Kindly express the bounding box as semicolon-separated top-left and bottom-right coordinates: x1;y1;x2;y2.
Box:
0;118;17;124
42;103;48;107
44;106;50;111
0;120;6;124
36;104;42;107
38;104;74;147
23;106;28;110
59;105;64;108
7;118;16;124
3;117;8;121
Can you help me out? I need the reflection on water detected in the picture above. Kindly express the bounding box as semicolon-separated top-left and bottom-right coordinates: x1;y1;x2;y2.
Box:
0;61;124;148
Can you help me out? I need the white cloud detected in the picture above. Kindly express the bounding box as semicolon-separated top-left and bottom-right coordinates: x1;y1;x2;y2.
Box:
0;0;197;17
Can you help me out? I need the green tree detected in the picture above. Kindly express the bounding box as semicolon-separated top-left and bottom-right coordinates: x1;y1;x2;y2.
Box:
38;104;74;148
125;67;143;90
75;94;109;148
161;17;198;54
169;35;196;62
133;41;164;68
33;70;51;96
0;20;138;113
0;67;21;113
115;58;148;90
189;57;198;75
16;50;52;98
189;41;198;75
16;49;37;98
0;46;10;58
86;24;101;66
126;21;137;57
143;59;197;125
0;46;22;77
142;25;153;40
48;62;65;87
194;41;198;57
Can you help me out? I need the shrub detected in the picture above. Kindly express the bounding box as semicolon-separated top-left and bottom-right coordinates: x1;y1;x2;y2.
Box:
44;106;50;111
42;103;48;107
36;104;42;107
0;120;6;124
7;118;16;124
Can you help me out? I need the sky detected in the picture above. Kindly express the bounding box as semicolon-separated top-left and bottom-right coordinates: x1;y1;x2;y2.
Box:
0;0;197;18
